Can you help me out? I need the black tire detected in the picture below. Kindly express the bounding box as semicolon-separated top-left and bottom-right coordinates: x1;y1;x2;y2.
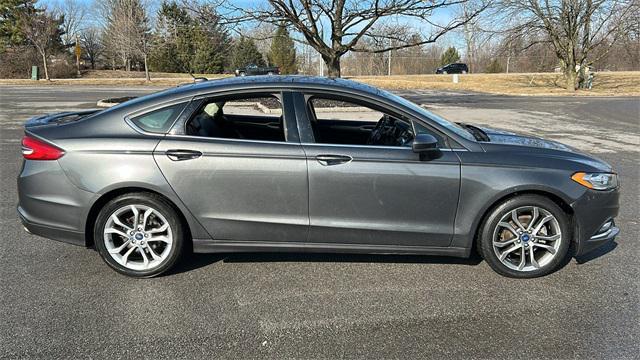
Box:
478;195;571;278
94;192;185;278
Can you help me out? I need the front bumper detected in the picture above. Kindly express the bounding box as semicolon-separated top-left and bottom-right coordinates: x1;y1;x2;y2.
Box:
571;188;620;257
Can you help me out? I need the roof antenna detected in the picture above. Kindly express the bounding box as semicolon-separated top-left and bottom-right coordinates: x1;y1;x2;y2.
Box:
189;72;208;83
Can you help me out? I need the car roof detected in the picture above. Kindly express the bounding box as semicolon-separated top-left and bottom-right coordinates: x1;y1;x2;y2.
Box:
180;75;385;95
104;76;393;114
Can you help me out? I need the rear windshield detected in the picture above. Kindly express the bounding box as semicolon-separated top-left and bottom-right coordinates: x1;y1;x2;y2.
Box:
130;103;187;133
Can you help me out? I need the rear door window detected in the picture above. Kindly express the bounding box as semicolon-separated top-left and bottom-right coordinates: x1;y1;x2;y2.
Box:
185;94;286;142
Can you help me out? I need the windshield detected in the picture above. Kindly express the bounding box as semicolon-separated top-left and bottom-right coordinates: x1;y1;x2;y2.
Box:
380;90;476;141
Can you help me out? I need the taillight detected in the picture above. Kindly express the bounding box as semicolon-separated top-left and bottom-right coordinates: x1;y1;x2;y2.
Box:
21;135;65;160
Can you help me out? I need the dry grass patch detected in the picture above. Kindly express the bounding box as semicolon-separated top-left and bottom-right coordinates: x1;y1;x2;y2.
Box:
81;69;230;79
0;78;189;86
0;69;231;86
1;71;638;96
351;72;640;96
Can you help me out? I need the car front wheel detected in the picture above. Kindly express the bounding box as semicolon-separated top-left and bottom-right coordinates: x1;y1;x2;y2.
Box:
478;195;571;278
94;193;184;278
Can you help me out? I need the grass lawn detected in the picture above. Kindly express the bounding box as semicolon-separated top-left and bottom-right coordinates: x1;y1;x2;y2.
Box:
353;72;640;96
1;70;638;96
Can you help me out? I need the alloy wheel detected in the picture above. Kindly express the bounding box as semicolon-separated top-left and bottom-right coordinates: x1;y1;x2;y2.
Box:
492;206;562;272
103;204;174;271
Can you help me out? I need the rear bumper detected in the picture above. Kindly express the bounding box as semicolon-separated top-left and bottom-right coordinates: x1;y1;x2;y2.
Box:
17;159;94;247
18;206;85;246
571;188;620;257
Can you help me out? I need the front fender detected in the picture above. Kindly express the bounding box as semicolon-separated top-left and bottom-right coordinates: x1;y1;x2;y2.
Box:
450;164;585;249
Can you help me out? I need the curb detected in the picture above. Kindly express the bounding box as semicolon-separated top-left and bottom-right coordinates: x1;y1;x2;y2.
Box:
96;96;138;108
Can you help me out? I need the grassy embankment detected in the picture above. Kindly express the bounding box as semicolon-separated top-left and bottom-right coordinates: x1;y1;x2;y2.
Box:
1;69;638;96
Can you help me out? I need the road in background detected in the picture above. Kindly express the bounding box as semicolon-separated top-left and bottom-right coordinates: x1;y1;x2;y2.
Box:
1;86;638;358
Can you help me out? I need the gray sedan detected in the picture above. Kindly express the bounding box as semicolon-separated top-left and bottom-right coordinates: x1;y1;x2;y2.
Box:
17;76;620;278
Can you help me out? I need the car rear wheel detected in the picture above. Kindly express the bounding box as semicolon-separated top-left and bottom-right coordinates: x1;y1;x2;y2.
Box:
94;193;184;278
478;195;571;278
239;71;246;76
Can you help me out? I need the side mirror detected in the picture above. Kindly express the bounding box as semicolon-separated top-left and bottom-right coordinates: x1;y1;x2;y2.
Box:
412;134;439;152
412;134;441;160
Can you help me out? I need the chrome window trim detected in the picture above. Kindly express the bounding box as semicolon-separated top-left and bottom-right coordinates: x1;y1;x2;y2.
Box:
299;142;468;152
164;133;302;146
161;135;469;151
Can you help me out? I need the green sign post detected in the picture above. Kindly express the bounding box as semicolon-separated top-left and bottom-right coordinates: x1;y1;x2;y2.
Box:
31;66;39;80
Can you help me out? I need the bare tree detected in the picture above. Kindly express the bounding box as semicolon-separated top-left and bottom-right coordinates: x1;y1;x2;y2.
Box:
224;0;488;77
457;0;494;73
52;0;87;47
99;0;150;78
19;7;64;80
495;0;634;90
618;0;640;70
81;27;104;69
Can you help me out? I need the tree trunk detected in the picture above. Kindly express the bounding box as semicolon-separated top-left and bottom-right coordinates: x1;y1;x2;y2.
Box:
565;66;577;91
323;55;341;77
40;51;50;80
144;53;150;81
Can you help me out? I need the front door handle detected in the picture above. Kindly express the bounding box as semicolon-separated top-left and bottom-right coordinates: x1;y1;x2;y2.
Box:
166;149;202;161
316;154;352;166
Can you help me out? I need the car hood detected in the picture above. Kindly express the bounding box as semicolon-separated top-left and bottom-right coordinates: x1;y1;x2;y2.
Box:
481;127;573;151
478;126;613;172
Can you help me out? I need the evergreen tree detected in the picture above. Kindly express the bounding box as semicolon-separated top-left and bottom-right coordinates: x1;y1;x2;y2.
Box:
150;2;191;72
440;46;460;66
232;37;265;69
0;0;39;49
267;24;296;74
149;1;229;74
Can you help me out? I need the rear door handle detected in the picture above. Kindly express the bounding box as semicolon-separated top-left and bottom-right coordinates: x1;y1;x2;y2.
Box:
166;149;202;161
316;154;352;166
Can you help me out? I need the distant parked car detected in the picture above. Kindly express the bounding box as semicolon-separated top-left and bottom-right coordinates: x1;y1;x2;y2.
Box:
436;63;469;74
234;64;280;76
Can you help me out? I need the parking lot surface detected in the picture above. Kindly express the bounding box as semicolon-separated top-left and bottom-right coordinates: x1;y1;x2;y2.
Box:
1;86;638;359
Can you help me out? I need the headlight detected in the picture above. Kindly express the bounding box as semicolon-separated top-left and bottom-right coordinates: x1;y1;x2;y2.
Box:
571;172;618;190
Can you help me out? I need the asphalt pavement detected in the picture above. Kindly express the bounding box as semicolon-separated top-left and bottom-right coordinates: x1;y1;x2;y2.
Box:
0;85;638;359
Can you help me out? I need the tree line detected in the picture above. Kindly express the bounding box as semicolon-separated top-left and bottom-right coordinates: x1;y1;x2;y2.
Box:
0;0;298;79
1;0;637;91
